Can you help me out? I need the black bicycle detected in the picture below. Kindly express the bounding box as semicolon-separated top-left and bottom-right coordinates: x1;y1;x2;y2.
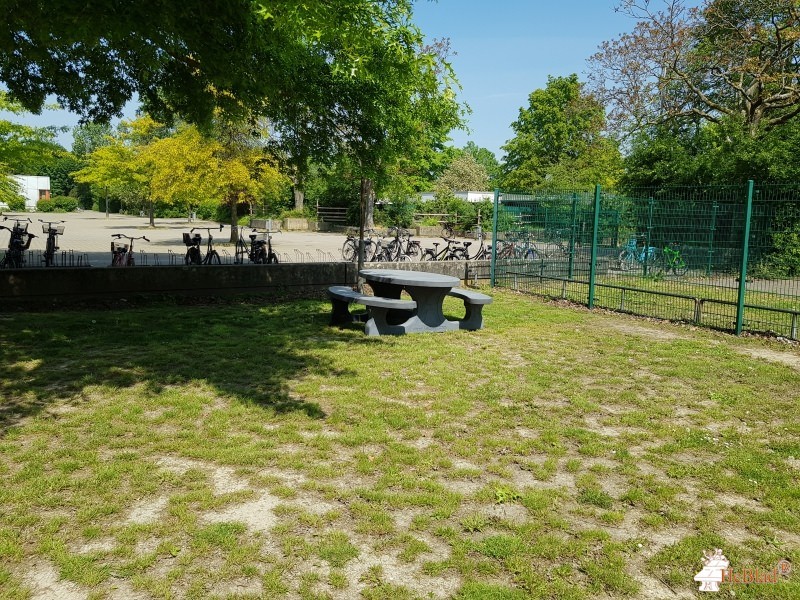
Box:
234;226;279;264
0;216;36;268
455;231;492;260
422;237;462;261
39;219;65;267
183;225;223;265
111;234;149;267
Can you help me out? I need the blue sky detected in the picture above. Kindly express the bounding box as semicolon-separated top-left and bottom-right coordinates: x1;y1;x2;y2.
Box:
5;0;651;160
413;0;644;158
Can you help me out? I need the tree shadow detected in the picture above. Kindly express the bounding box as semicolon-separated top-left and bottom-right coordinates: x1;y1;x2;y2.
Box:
0;299;355;434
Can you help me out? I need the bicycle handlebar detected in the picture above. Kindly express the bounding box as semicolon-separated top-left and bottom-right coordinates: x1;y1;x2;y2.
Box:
190;224;224;233
38;218;65;225
112;234;150;242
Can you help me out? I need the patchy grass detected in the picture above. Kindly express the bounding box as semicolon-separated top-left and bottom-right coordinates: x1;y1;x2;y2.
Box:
1;290;799;599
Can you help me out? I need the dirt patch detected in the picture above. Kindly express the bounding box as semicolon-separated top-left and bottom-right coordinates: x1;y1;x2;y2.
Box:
606;321;686;341
736;346;800;369
24;560;86;600
202;491;281;532
126;495;168;525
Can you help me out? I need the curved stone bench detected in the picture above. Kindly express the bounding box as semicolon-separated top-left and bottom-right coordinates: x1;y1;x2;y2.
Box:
447;288;492;330
328;286;417;336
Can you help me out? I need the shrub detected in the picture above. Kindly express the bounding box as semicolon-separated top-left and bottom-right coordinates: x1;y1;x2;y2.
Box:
38;195;79;212
6;195;26;211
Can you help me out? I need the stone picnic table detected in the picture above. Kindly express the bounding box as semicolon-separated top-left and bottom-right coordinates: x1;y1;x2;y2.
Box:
328;269;492;336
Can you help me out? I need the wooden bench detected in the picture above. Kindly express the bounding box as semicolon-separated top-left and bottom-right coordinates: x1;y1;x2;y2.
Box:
447;288;492;330
328;286;417;336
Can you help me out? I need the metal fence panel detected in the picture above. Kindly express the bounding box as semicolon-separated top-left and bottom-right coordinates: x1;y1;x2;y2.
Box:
492;184;800;339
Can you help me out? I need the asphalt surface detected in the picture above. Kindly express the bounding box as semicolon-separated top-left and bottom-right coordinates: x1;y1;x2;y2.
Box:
0;210;449;267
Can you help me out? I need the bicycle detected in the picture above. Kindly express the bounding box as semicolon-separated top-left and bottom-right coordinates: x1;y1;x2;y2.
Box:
235;226;269;264
422;237;462;261
618;236;658;271
0;216;36;268
440;221;456;239
342;229;378;262
39;219;65;267
110;233;149;267
456;231;492;260
258;228;280;264
396;228;422;261
183;224;223;265
656;241;688;276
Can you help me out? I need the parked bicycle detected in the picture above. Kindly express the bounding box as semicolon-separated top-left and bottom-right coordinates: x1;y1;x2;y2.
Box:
183;224;223;265
618;236;658;271
39;219;65;267
342;229;378;262
422;237;462;261
455;231;492;260
235;226;271;264
110;233;149;267
656;241;688;276
0;216;36;268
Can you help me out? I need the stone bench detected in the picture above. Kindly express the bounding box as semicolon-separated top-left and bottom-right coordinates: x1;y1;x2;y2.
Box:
328;286;417;336
447;288;492;330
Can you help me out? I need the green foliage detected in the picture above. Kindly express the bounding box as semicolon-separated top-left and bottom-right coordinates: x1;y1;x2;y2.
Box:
751;227;800;278
415;197;492;233
35;195;78;213
4;194;26;212
434;153;489;197
502;74;621;191
377;199;416;228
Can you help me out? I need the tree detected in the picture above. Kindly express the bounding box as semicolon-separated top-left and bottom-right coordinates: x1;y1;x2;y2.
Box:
589;0;800;140
462;142;501;186
0;92;65;173
501;74;621;190
434;154;489;196
72;122;113;158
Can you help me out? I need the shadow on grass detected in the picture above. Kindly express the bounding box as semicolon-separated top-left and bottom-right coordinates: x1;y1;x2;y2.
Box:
0;298;361;433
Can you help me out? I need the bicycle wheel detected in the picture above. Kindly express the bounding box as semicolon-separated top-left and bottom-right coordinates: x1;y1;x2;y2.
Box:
672;256;688;276
523;248;540;261
209;251;221;265
440;224;455;238
44;238;55;267
267;252;279;264
422;249;436;261
254;248;267;264
341;239;357;261
405;242;421;261
234;240;247;264
618;250;635;271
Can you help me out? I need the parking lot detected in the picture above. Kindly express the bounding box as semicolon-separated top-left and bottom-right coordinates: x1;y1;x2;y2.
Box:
0;211;447;266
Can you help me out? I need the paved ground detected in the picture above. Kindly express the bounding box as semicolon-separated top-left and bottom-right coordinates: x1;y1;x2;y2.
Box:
0;211;449;267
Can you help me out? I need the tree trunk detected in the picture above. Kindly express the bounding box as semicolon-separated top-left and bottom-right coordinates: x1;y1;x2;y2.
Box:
357;177;373;277
229;197;238;243
148;199;155;227
363;178;375;230
293;186;305;212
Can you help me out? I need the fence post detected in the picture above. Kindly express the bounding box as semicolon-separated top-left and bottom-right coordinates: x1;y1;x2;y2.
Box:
568;193;577;279
707;200;718;276
588;185;601;308
735;180;754;335
491;189;500;287
644;196;654;277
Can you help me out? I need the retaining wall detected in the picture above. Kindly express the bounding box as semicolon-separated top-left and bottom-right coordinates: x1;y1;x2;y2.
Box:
0;261;484;307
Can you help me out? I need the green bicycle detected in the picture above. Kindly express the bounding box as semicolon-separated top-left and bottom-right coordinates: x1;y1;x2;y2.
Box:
657;242;688;276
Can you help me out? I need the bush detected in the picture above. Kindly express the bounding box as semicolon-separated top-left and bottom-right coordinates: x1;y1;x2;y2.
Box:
6;195;26;211
36;195;79;213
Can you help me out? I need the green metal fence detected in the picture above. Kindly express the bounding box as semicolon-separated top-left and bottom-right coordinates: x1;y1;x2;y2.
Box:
490;183;800;339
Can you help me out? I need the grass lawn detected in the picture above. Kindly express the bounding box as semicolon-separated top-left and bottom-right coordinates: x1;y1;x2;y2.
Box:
1;290;798;599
